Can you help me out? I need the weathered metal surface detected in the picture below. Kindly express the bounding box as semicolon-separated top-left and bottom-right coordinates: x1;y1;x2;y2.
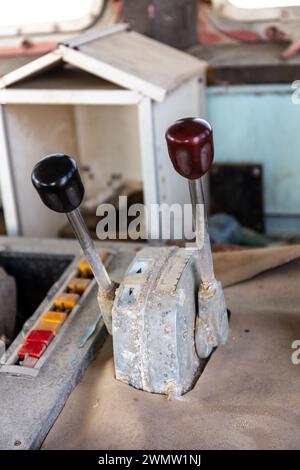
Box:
196;279;228;358
97;281;117;334
112;241;228;396
113;246;203;396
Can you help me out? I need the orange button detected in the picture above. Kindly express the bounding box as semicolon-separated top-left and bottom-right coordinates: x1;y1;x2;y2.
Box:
41;311;67;324
53;293;80;310
68;277;91;294
36;321;61;336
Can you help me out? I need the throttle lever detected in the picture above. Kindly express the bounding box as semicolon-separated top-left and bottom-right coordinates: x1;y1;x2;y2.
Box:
31;154;115;332
166;118;228;358
166;117;215;285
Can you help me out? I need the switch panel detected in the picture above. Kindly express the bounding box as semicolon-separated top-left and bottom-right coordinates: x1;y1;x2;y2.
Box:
11;251;112;368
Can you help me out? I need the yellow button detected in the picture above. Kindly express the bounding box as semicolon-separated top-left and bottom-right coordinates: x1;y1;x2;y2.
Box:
36;321;61;336
78;251;108;277
78;260;93;277
53;293;80;310
68;277;91;294
41;311;67;324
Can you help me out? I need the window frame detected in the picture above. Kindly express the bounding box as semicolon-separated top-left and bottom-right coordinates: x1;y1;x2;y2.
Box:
212;0;300;22
0;0;106;37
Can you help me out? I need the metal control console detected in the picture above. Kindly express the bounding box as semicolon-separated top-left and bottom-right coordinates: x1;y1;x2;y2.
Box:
0;237;138;450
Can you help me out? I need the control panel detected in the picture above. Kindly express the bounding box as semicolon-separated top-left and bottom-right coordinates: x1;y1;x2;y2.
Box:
0;251;110;376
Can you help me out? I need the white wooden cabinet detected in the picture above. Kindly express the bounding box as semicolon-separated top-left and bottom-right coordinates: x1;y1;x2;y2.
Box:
0;25;206;237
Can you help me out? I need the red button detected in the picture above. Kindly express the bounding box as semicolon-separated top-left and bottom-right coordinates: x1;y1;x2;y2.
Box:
26;329;54;346
19;341;46;360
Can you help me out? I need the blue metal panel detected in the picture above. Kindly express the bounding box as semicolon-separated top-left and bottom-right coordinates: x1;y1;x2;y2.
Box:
207;84;300;217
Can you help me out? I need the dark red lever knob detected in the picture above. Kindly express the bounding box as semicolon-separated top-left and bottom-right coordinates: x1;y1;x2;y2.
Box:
165;118;214;180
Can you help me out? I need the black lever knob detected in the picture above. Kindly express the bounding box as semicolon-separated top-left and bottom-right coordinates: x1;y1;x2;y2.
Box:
31;153;84;213
165;117;214;180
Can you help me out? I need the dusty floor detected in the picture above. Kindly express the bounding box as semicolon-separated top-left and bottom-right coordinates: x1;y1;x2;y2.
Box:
43;255;300;450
